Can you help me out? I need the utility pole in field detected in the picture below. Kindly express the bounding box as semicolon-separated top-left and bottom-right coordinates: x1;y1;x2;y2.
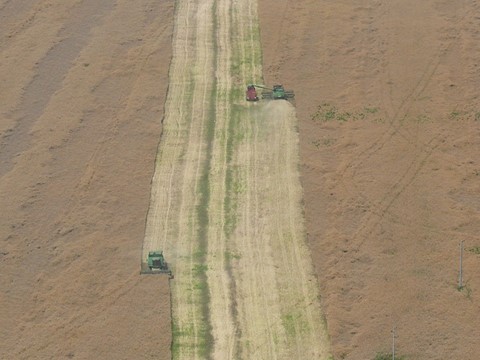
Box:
458;240;464;289
392;325;396;360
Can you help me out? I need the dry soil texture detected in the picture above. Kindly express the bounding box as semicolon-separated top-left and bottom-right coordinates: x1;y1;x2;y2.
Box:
1;1;174;359
259;0;480;359
143;0;330;359
3;0;480;359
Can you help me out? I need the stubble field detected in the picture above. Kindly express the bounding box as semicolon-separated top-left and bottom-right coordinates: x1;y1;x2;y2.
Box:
1;0;480;359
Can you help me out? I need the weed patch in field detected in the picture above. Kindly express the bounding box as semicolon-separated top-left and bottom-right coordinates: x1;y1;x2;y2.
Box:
281;311;309;340
457;282;473;299
312;137;336;148
468;246;480;255
311;103;383;123
374;352;406;360
225;250;241;261
415;114;431;123
448;108;480;122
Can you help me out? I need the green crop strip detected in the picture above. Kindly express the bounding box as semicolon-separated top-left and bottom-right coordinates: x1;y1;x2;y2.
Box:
224;2;263;241
170;1;218;359
222;4;264;359
223;103;243;239
161;3;196;357
193;1;219;358
190;0;219;356
311;103;383;123
223;5;241;241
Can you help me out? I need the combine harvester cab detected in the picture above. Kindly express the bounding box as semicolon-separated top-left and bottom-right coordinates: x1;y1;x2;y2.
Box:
141;250;173;278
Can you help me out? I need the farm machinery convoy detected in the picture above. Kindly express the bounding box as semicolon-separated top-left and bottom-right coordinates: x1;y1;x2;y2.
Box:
140;84;293;279
246;84;295;102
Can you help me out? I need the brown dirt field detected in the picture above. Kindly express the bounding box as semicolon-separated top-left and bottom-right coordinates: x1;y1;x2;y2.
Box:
258;0;480;359
3;0;480;359
1;0;174;359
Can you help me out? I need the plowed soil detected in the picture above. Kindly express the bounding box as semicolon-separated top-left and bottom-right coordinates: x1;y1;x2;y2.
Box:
1;1;174;359
2;0;480;359
259;0;480;359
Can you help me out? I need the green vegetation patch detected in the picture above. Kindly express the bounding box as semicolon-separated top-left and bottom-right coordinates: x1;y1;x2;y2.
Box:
312;137;337;148
448;108;480;121
311;103;383;123
449;109;463;120
281;311;310;341
374;353;406;360
172;2;219;358
468;246;480;255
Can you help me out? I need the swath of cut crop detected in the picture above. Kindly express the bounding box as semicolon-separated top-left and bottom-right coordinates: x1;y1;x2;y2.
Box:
142;0;331;358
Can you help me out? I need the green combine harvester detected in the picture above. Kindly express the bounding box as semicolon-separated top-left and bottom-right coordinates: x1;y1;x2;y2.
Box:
141;250;173;278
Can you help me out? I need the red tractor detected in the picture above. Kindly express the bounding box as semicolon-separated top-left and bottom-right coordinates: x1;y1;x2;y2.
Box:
246;85;259;101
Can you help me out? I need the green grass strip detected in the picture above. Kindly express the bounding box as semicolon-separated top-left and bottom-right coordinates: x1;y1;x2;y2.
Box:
189;1;219;358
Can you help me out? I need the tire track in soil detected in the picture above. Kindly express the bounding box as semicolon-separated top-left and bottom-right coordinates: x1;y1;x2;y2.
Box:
0;0;115;178
143;0;331;358
336;3;467;177
339;4;468;178
335;6;469;249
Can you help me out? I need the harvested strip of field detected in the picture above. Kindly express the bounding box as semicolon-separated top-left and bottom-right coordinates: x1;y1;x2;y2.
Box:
143;0;331;358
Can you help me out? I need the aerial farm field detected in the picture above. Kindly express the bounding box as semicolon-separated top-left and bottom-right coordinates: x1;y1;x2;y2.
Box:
1;0;479;359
